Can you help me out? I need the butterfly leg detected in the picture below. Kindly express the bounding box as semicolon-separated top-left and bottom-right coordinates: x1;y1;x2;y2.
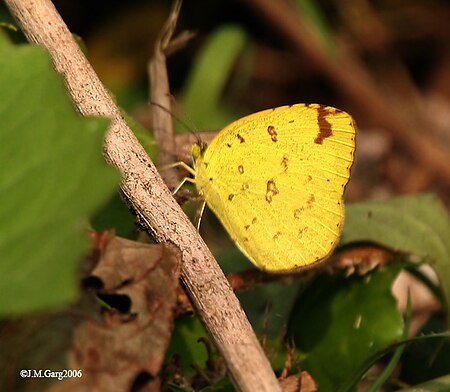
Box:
172;176;195;195
159;161;205;229
159;161;197;195
160;160;196;176
194;199;207;231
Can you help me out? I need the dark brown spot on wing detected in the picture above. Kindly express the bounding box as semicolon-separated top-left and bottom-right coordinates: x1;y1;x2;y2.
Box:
237;133;245;143
267;125;278;142
314;105;333;144
273;231;282;240
281;155;289;171
265;179;279;203
294;208;304;219
298;227;308;238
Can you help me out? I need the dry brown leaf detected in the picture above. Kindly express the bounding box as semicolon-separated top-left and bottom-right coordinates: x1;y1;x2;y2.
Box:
280;371;318;392
50;231;181;392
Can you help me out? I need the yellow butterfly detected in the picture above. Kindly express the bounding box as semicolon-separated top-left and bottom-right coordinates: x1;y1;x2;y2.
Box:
182;104;356;272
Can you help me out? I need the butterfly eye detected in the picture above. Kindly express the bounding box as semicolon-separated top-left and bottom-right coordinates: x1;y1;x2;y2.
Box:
192;142;208;160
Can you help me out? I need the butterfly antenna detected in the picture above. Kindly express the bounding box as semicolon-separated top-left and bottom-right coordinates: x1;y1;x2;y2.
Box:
150;101;199;136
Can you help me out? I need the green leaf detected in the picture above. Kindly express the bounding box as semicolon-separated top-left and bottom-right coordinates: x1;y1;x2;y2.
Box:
0;39;119;315
399;374;450;392
338;326;450;391
91;193;136;239
238;282;301;339
343;195;450;316
288;266;403;391
166;316;209;372
399;314;450;386
292;0;336;56
366;294;410;392
181;25;250;130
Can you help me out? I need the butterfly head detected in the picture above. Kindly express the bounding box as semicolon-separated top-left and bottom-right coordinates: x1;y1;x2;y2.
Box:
192;141;208;162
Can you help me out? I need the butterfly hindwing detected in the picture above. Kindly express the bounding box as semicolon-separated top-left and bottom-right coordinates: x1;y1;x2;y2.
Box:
194;104;356;272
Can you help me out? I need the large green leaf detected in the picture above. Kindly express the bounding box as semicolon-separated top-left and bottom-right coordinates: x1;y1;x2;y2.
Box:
0;38;119;315
180;25;250;130
342;195;450;313
289;267;403;391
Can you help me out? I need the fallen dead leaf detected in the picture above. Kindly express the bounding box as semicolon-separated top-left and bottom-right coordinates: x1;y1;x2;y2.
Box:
49;231;181;392
280;371;318;392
